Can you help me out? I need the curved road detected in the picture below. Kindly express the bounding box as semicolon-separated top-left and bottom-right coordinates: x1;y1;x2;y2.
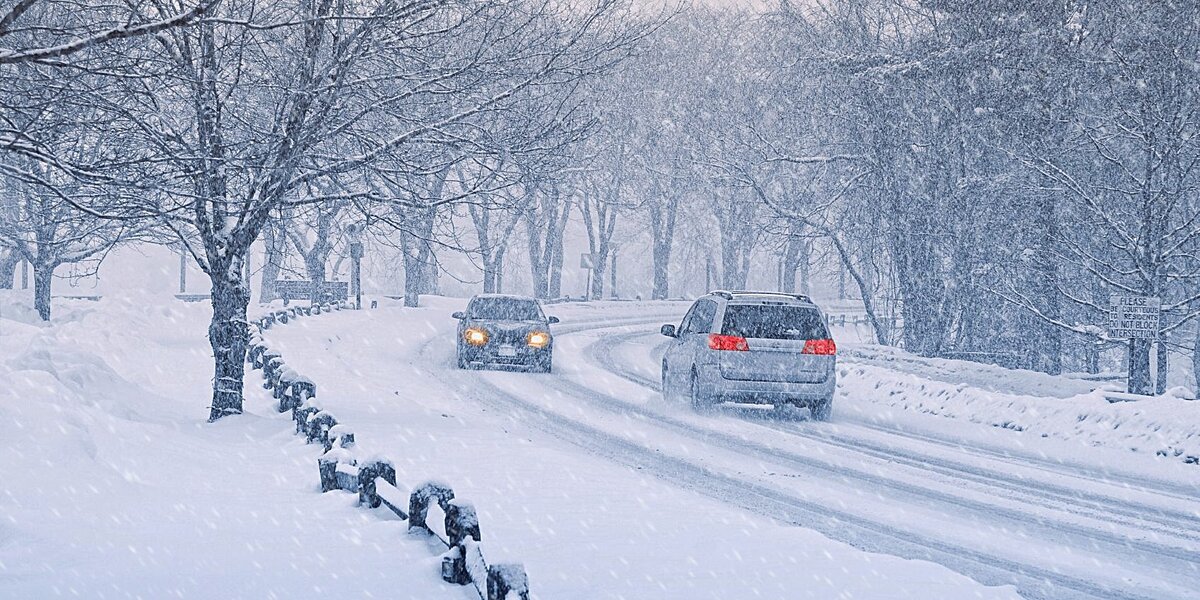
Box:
458;319;1200;600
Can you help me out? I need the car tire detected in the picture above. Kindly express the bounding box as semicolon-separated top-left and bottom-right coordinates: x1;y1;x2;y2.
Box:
810;397;833;422
661;362;672;401
532;353;553;373
456;351;469;370
689;369;713;413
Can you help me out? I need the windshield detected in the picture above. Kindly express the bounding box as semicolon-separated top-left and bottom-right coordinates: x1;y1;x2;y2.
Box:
468;297;543;321
720;304;828;340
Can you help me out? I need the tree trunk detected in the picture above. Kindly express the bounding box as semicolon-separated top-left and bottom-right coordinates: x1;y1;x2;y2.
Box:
591;253;607;300
781;235;803;292
1156;339;1168;394
259;222;284;303
798;240;811;296
548;232;565;298
305;254;326;306
781;256;795;293
399;208;437;308
647;196;677;301
719;238;749;289
547;201;570;298
402;248;424;308
827;232;889;345
0;249;18;289
1128;339;1153;395
33;262;53;321
482;245;506;294
610;252;617;299
524;210;548;299
652;239;671;300
207;267;251;421
1193;325;1200;397
482;259;500;293
419;241;439;296
1034;193;1063;375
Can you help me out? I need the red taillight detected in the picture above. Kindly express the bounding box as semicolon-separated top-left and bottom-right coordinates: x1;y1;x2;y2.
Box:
803;339;837;355
708;334;749;351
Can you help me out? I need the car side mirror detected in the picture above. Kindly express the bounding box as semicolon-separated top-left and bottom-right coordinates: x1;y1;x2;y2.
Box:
660;324;677;338
452;311;466;320
548;316;560;324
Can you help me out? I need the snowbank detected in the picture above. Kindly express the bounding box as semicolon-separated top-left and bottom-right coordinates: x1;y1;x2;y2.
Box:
838;348;1200;464
0;293;464;598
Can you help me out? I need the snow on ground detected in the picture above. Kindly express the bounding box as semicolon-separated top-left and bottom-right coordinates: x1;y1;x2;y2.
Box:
0;290;471;599
5;292;1197;599
824;321;1200;466
263;297;1027;600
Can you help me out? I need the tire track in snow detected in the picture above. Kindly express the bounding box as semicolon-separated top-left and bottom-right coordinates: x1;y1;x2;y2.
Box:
419;321;1176;600
586;328;1200;544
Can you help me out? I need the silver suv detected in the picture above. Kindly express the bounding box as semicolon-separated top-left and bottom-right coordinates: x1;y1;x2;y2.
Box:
660;291;836;420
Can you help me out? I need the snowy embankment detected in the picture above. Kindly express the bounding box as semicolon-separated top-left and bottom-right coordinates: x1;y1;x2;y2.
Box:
0;291;470;599
832;322;1200;465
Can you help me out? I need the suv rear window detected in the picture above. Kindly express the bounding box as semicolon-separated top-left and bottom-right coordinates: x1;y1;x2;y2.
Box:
720;304;828;340
469;298;543;321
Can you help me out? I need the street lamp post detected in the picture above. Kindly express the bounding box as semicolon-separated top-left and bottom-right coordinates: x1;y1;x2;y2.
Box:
347;224;364;310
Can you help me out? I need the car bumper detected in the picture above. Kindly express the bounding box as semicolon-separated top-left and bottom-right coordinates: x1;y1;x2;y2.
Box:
459;344;550;366
697;365;835;405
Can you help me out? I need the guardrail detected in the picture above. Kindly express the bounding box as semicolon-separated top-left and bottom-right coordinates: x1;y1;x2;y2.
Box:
246;301;529;600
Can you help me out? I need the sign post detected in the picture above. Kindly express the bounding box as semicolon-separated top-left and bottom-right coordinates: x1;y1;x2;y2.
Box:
580;253;595;300
178;246;187;294
1107;295;1161;395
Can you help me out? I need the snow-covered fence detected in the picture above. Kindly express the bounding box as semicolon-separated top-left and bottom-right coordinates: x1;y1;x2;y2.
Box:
245;300;530;600
826;313;899;329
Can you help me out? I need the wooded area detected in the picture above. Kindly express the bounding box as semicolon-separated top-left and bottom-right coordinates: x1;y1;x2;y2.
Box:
2;0;1198;415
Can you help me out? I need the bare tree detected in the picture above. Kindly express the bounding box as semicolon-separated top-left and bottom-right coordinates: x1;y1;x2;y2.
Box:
0;159;128;320
0;0;213;66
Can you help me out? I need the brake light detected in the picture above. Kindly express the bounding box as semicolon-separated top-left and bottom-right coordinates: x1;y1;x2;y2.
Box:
803;339;837;355
708;334;749;351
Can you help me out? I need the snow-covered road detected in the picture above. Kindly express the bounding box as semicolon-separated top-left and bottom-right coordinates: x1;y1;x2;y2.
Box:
266;299;1200;600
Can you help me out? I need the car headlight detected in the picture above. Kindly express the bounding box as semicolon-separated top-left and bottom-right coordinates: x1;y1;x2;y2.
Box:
464;327;489;346
526;331;550;349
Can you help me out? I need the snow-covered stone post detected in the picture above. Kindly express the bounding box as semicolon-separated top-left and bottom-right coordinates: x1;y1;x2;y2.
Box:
408;481;455;532
285;379;316;412
441;500;482;584
357;460;396;508
487;564;529;600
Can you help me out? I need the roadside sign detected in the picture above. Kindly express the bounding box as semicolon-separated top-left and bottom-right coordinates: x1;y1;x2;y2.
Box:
1107;295;1160;339
580;253;595;270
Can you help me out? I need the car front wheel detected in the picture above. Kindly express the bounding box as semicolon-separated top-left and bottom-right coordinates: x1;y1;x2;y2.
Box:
661;362;672;400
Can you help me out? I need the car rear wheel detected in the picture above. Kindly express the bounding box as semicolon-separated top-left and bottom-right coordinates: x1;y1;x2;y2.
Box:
690;370;713;413
810;397;833;422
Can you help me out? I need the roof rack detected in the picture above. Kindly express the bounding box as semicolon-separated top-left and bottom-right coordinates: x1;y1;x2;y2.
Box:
708;290;812;303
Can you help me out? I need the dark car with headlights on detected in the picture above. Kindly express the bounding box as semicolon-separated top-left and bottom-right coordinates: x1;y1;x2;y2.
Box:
453;294;559;372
